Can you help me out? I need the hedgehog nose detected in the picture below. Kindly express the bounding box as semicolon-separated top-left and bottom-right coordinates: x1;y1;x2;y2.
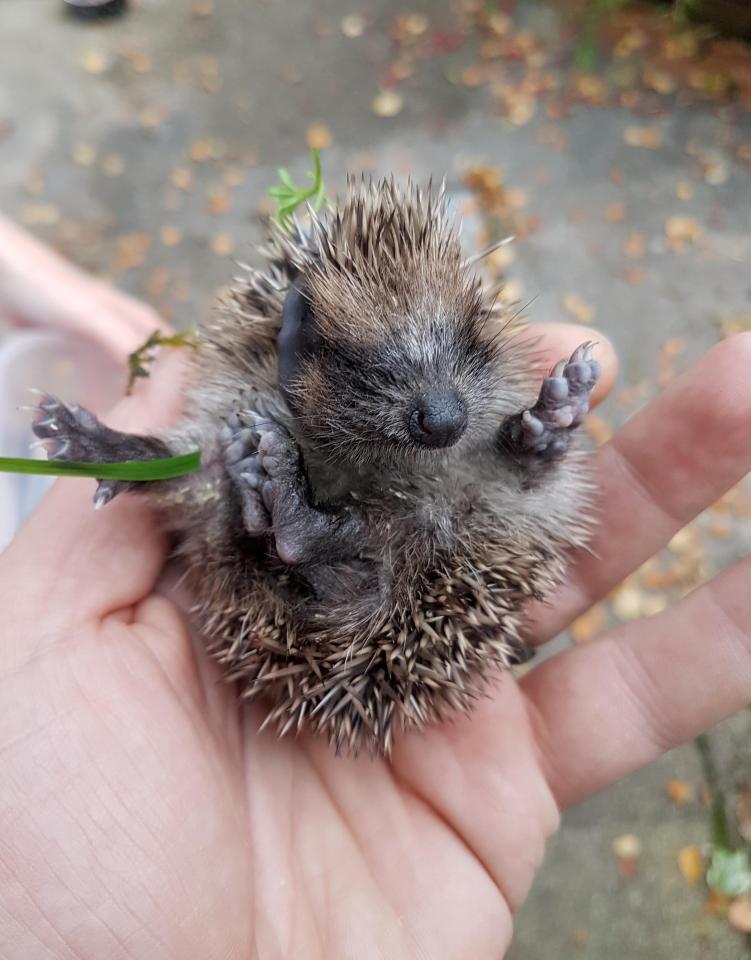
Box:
408;390;468;448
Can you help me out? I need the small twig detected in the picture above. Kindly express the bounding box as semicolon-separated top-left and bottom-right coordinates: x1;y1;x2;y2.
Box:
126;328;197;395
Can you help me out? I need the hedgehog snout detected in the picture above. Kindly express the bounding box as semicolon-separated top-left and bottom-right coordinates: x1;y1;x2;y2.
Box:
407;389;468;449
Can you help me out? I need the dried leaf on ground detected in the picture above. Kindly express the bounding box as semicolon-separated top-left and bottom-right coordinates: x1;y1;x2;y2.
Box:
666;779;692;807
562;293;594;325
665;216;702;251
570;604;606;644
372;89;403;117
113;234;151;273
306;123;332;150
678;846;704;884
624;126;662;149
210;233;234;256
77;50;109;75
341;14;365;38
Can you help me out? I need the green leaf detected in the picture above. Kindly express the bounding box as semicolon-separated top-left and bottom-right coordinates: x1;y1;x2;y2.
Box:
707;846;751;897
267;147;327;225
0;451;202;481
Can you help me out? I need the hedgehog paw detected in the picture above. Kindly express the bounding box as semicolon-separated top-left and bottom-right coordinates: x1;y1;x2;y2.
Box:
222;410;301;540
501;342;601;461
31;394;171;507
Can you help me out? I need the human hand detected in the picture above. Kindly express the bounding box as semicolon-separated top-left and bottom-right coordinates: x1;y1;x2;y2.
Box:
2;293;751;959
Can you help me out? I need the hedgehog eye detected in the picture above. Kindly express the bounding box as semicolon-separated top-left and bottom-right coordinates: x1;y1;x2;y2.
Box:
277;284;321;390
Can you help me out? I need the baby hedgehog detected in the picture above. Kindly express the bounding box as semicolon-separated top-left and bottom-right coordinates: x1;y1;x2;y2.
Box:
31;179;600;755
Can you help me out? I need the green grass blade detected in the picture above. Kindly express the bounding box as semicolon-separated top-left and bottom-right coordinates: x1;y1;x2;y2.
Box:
0;451;202;481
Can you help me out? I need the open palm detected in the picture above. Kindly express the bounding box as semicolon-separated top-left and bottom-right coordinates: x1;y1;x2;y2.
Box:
3;327;751;960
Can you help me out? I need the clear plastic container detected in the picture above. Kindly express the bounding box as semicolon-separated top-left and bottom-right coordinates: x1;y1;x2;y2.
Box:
0;330;122;548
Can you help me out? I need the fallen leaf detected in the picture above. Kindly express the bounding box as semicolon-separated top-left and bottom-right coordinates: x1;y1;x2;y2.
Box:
676;179;695;200
569;928;589;947
160;225;182;247
499;278;524;306
72;143;97;167
101;154;125;177
340;13;365;38
570;604;606;644
702;156;729;186
666;779;691;806
208;188;231;215
705;888;731;916
20;204;60;226
191;0;214;16
171;168;194;192
140;106;168;129
658;336;686;385
585;414;612;446
643;67;677;95
113;233;151;273
77;50;109;75
613;833;641;880
505;188;527;210
305;123;332;150
665;216;702;251
190;139;212;162
562;293;594;325
485;244;514;273
24;165;45;196
605;202;626;223
147;266;170;298
210;233;234;256
393;13;429;41
624;230;645;259
612;583;644;621
223;166;245;188
624;126;662;149
371;89;404;117
126;50;152;75
678;846;704;884
613;833;642;860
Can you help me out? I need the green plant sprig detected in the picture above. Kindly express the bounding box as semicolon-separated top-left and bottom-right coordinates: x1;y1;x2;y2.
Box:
126;328;198;395
0;450;201;481
267;148;327;225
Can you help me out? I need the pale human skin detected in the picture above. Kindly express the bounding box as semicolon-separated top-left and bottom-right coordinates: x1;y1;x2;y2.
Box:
2;235;751;958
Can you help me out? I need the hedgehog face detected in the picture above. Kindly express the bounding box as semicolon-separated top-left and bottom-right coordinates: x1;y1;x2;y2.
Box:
278;275;503;465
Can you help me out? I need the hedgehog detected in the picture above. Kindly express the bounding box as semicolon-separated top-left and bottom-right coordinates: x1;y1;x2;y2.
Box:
30;178;600;755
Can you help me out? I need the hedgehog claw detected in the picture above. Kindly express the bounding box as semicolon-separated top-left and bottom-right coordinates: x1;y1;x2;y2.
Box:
500;341;601;462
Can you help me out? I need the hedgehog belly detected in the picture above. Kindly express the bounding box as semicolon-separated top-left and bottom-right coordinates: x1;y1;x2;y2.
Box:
188;529;566;756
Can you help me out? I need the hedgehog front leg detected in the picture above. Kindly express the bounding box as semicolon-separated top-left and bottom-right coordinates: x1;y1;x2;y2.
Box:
31;394;172;507
498;342;601;463
222;411;364;566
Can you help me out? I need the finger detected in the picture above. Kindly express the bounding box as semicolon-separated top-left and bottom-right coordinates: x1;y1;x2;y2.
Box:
527;333;751;644
0;213;163;359
522;553;751;809
1;350;188;624
524;322;617;408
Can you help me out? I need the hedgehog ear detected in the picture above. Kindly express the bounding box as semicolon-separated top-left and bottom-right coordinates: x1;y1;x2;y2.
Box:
277;283;321;391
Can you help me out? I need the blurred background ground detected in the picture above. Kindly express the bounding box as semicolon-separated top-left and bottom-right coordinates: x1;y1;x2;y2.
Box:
1;0;751;956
